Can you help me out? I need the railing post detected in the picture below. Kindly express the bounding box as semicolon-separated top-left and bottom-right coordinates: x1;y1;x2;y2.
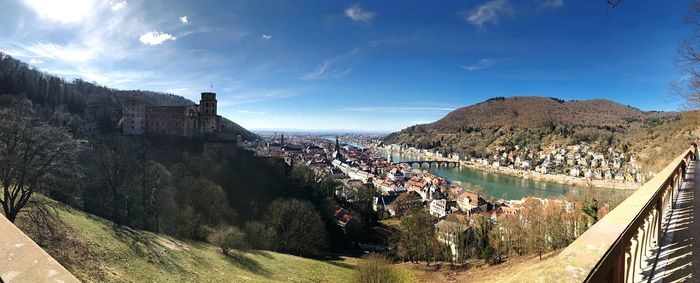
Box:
534;146;696;283
628;234;639;283
610;243;625;283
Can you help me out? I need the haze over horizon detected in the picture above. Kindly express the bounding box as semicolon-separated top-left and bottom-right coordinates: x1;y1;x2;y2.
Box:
0;0;693;131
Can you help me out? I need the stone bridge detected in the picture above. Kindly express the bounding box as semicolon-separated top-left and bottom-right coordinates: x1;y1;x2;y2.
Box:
399;160;460;168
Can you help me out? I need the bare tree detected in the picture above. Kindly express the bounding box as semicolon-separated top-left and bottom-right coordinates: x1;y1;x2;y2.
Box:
677;1;700;108
91;137;139;225
0;103;80;222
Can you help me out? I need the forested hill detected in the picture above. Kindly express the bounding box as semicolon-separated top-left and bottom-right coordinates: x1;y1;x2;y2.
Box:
384;96;680;159
427;96;671;130
0;52;256;140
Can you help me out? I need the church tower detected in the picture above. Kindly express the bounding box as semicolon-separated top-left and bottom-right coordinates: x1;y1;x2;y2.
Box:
335;136;341;153
332;136;344;161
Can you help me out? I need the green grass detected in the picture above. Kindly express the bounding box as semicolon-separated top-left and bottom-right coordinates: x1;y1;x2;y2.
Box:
21;199;364;283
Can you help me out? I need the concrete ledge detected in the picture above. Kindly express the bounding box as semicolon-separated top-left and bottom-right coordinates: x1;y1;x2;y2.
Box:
0;215;79;283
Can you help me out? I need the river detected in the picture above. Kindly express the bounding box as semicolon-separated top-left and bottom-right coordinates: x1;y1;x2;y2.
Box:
376;149;630;201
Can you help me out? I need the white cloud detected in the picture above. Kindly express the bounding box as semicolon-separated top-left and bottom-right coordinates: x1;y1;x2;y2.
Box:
302;49;359;80
461;0;513;28
22;0;96;23
227;89;300;105
540;0;563;10
29;58;43;64
0;49;29;58
180;16;188;24
345;5;376;24
460;59;505;71
24;42;95;62
110;0;127;12
262;34;272;40
139;31;177;45
40;67;154;86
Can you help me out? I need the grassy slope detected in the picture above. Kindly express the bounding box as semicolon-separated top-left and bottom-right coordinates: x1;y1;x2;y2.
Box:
19;199;366;283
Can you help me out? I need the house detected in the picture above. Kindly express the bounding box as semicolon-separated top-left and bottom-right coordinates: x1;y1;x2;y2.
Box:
520;160;531;169
613;158;622;169
614;172;625;181
387;168;405;181
372;194;399;213
594;169;603;180
420;186;443;201
335;185;358;201
373;192;421;217
456;191;483;214
430;199;449;218
569;166;581;177
435;220;469;261
489;206;517;222
331;206;352;227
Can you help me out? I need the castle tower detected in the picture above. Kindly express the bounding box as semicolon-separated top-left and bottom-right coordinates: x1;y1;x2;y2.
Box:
200;92;217;116
199;92;220;134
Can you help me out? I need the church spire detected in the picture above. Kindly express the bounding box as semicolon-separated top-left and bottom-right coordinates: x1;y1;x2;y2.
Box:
335;136;340;153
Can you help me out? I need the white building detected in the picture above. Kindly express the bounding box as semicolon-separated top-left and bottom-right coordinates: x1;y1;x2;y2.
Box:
430;199;448;218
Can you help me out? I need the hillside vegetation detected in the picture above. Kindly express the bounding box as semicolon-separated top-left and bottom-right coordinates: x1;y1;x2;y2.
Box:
627;110;700;172
384;96;694;171
0;52;256;140
14;197;371;283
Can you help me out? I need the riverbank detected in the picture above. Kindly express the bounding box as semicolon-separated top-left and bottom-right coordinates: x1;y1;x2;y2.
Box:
461;162;640;190
370;145;640;191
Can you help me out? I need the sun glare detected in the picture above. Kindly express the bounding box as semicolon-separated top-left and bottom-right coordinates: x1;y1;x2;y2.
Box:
22;0;95;24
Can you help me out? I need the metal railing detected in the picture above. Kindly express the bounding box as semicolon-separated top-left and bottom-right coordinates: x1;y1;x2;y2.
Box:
532;145;697;283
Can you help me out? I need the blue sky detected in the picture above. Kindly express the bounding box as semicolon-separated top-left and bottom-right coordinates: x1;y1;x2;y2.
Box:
0;0;694;131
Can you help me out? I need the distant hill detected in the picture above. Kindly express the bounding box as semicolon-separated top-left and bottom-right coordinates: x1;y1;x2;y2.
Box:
429;96;671;130
0;52;257;140
384;96;681;163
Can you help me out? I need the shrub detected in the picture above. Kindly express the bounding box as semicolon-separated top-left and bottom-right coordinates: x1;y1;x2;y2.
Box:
207;225;248;255
266;199;328;256
352;254;401;283
243;221;273;250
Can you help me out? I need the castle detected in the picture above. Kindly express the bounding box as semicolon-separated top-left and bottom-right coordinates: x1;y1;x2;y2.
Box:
122;92;221;137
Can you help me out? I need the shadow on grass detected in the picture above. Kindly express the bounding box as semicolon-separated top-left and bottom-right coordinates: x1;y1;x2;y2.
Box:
111;224;185;273
325;260;356;270
224;251;272;277
246;249;274;259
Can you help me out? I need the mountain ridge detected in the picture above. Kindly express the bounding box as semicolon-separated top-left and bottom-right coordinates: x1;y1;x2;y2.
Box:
383;96;682;167
429;96;672;131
